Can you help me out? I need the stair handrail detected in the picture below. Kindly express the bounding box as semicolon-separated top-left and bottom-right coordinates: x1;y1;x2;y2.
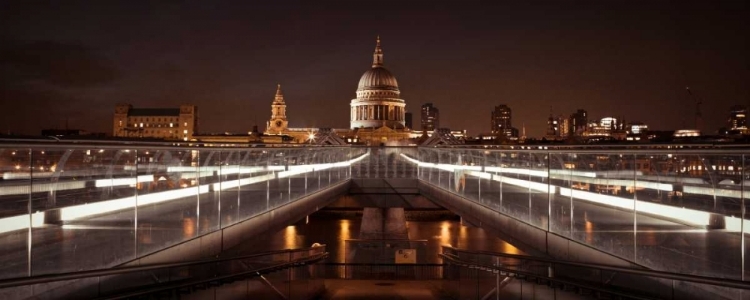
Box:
97;252;329;300
440;252;654;300
0;244;326;289
442;246;750;290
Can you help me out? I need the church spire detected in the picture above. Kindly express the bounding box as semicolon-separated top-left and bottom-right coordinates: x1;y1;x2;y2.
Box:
274;83;284;103
372;35;383;68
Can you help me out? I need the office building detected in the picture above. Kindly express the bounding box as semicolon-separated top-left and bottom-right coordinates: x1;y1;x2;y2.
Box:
728;105;748;130
421;103;439;132
491;105;512;134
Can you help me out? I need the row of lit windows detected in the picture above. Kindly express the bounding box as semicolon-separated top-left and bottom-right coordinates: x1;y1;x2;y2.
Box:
125;122;189;128
362;91;395;97
131;117;179;123
140;130;185;134
117;120;190;127
140;129;190;139
130;123;177;128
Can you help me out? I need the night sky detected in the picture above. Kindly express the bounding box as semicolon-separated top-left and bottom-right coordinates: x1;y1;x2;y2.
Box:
1;1;747;137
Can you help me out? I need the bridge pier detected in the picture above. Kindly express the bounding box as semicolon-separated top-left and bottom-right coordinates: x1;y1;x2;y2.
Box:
360;207;408;240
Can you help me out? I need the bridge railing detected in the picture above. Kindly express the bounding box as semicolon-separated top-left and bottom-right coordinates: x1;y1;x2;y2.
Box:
0;142;364;280
441;245;750;300
0;245;328;299
409;147;750;283
349;147;420;196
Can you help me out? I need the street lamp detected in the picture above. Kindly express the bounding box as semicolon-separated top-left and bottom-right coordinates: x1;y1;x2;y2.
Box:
308;132;315;144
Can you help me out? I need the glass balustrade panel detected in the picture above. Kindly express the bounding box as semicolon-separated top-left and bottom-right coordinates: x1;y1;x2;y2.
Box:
134;148;199;257
0;147;31;279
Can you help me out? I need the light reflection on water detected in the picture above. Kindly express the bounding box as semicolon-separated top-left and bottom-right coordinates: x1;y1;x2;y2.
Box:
439;221;452;247
338;219;351;263
247;215;525;263
284;225;297;249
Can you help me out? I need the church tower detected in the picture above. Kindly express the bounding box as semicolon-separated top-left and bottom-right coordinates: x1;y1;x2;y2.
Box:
266;84;289;134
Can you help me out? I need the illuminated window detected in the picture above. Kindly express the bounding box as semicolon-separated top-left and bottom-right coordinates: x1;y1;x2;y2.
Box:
170;123;173;127
139;123;143;128
184;122;187;127
183;130;188;134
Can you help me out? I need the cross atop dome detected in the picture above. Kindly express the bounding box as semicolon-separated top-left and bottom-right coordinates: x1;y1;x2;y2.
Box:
372;35;383;68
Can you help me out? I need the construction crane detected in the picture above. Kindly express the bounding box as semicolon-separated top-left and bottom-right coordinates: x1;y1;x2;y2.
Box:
686;87;703;131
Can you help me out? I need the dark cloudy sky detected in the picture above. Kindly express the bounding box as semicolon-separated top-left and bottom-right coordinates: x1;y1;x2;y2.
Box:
0;1;747;137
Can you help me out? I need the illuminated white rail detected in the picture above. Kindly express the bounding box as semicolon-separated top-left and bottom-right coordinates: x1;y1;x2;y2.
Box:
402;153;750;233
0;152;369;235
0;162;355;196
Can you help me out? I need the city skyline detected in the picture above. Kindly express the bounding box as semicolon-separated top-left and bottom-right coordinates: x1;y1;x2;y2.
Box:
0;1;747;137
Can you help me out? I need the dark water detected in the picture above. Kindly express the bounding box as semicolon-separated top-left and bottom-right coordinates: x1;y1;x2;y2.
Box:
231;212;524;263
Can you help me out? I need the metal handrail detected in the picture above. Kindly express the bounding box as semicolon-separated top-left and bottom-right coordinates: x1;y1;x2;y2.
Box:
435;143;750;150
0;245;326;289
97;253;329;300
0;139;349;151
424;147;750;155
4;138;750;154
323;262;443;267
439;253;654;300
442;246;750;290
343;239;429;242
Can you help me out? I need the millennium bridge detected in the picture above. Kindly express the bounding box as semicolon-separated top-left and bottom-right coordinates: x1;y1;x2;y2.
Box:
0;139;749;299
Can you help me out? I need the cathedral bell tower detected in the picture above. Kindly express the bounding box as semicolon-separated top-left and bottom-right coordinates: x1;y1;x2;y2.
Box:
266;84;289;134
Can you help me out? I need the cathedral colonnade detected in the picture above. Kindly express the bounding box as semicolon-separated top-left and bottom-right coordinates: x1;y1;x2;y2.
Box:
351;104;405;122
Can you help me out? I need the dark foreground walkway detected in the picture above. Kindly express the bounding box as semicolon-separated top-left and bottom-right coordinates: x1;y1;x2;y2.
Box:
320;280;446;300
320;279;598;300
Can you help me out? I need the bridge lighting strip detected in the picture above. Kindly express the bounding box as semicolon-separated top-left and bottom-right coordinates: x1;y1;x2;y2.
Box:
94;175;160;188
0;212;45;234
212;174;275;191
492;174;556;193
549;169;598;178
59;184;211;221
0;153;370;234
1;165;307;196
0;181;86;196
558;187;712;227
278;152;369;178
402;154;749;232
546;174;674;192
485;167;549;178
403;153;727;197
64;153;370;220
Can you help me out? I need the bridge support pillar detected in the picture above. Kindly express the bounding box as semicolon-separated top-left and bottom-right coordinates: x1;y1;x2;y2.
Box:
360;207;408;240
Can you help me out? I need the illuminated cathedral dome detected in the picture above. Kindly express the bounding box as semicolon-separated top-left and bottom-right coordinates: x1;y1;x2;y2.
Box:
357;67;399;91
350;37;406;129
